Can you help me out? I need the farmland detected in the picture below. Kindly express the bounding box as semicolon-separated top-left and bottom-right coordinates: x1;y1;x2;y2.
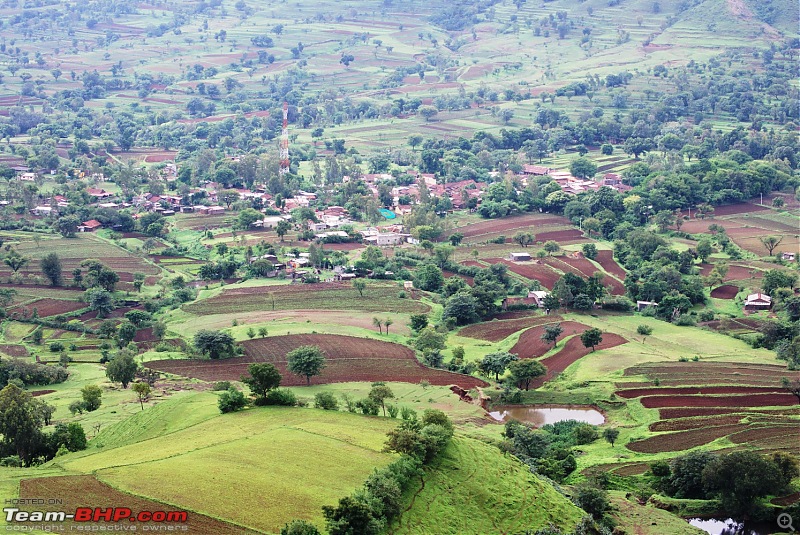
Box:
147;334;487;388
183;282;430;315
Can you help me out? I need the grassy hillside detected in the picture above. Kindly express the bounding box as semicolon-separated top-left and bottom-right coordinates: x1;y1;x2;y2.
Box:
26;395;399;533
386;437;585;535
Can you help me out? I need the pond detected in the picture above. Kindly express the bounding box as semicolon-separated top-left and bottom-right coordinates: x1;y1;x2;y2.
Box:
687;517;774;535
487;405;605;427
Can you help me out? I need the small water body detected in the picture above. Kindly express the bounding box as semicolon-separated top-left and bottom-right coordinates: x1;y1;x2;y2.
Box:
687;517;772;535
487;405;605;426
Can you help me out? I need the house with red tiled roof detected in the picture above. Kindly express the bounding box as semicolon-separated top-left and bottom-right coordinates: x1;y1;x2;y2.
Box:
79;219;103;232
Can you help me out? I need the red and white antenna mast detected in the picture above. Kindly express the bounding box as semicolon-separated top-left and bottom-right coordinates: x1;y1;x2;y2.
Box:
279;101;290;176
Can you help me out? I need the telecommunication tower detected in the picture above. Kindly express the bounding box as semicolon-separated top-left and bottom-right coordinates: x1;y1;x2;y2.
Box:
279;102;290;176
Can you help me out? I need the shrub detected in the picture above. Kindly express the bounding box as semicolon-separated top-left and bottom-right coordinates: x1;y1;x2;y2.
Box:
314;391;339;410
49;342;65;353
212;381;232;391
262;388;298;406
341;393;357;412
400;406;417;421
356;397;380;416
699;310;715;322
386;404;399;418
674;314;696;326
636;324;653;335
68;400;85;415
218;387;248;413
572;424;599;445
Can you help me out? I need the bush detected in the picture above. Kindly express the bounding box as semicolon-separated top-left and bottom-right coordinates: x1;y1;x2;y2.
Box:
674;314;696;326
262;388;298;406
212;381;232;391
49;342;65;353
601;297;634;312
400;406;417;421
572;424;599;445
386;404;399;418
218;387;248;413
314;391;339;410
699;310;715;322
636;324;653;335
356;397;380;416
68;400;85;415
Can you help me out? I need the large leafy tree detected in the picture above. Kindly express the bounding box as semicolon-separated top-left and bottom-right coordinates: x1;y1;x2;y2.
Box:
478;351;518;381
40;252;63;286
193;330;235;359
580;328;603;351
541;323;564;348
0;384;45;465
286;345;326;385
241;362;282;400
702;451;784;519
508;359;546;390
105;349;138;388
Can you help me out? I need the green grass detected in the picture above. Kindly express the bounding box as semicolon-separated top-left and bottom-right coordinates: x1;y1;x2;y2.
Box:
386;436;585;534
55;399;397;533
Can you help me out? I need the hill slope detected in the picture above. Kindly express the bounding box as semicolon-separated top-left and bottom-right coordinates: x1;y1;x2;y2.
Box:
387;436;585;535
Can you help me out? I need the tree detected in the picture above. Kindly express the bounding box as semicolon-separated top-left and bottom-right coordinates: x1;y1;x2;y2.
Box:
408;134;424;151
541;323;564;348
384;318;393;334
602;427;620;447
125;310;151;328
0;384;44;465
117;321;137;348
372;317;383;334
193;330;235;359
781;377;800;404
323;496;381;535
409;314;428;332
415;264;444;292
236;208;263;230
80;385;102;411
513;231;535;248
131;382;152;410
696;239;713;262
40;252;63;286
442;292;480;325
368;383;394;416
3;250;28;273
543;241;560;256
353;278;367;297
56;215;80;238
702;451;783;519
569;157;598;179
105;350;138;388
86;288;114;318
763;270;798;296
448;232;464;246
580;328;603;351
581;243;598;260
479;351;518;381
418;105;438;122
275;220;291;241
413;326;446;352
508;359;546;390
573;484;610;520
242;362;282;400
133;273;145;292
759;235;784;256
287;345;326;385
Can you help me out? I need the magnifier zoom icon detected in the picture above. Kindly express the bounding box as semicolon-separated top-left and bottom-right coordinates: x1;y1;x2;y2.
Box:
778;512;796;532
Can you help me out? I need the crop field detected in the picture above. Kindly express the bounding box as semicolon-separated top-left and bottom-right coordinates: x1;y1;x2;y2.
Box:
183;282;431;315
0;235;161;290
16;476;259;534
528;333;627;389
594;250;627;279
385;437;584;535
9;298;86;318
510;321;593;359
709;284;739;299
458;314;561;342
147;334;487;388
447;213;574;244
620;360;800;454
484;258;562;288
681;204;800;256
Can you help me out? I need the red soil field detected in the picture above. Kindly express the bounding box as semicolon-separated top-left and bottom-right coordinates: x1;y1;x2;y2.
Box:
490;310;540;320
30;390;56;397
147;334;487;389
442;270;474;286
649;414;744;432
616;386;784;398
698;263;763;281
728;425;800;445
543;257;583;276
510;321;590;359
485;258;561;288
626;424;748;453
460;260;485;268
659;407;800;419
450;214;571;239
624;361;794;381
535;229;587;243
639;393;798;408
528;333;627;389
0;344;28;357
680;203;769;218
9;298;85;317
458;314;561;342
710;284;739;299
594;250;627;279
18;476;260;534
555;256;626;295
